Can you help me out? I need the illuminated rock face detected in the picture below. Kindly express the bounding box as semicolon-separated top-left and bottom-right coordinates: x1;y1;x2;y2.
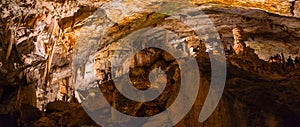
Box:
233;27;246;55
295;1;300;17
192;0;293;17
0;0;300;127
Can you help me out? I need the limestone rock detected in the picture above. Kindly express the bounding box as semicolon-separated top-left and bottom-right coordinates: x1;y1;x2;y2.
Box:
1;0;300;127
59;80;68;95
34;117;56;127
162;51;175;62
20;104;42;126
46;101;71;113
133;48;161;67
82;88;108;111
294;1;300;17
233;27;246;55
36;101;98;127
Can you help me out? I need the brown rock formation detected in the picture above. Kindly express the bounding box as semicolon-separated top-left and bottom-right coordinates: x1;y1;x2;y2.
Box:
0;0;300;127
232;27;246;55
33;101;99;127
295;1;300;17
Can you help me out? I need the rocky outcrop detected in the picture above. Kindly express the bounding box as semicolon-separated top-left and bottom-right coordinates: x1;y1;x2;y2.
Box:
33;101;99;127
0;0;300;127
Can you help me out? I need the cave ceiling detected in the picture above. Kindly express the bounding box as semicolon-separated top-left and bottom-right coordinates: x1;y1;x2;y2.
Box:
0;0;300;114
0;1;300;127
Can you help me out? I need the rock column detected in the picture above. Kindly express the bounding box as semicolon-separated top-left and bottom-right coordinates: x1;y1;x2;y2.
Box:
233;27;246;55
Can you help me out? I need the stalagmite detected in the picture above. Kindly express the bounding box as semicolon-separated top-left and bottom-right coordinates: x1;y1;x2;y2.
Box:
232;27;246;55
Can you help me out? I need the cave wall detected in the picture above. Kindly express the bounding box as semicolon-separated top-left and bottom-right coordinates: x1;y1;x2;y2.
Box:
0;0;299;126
